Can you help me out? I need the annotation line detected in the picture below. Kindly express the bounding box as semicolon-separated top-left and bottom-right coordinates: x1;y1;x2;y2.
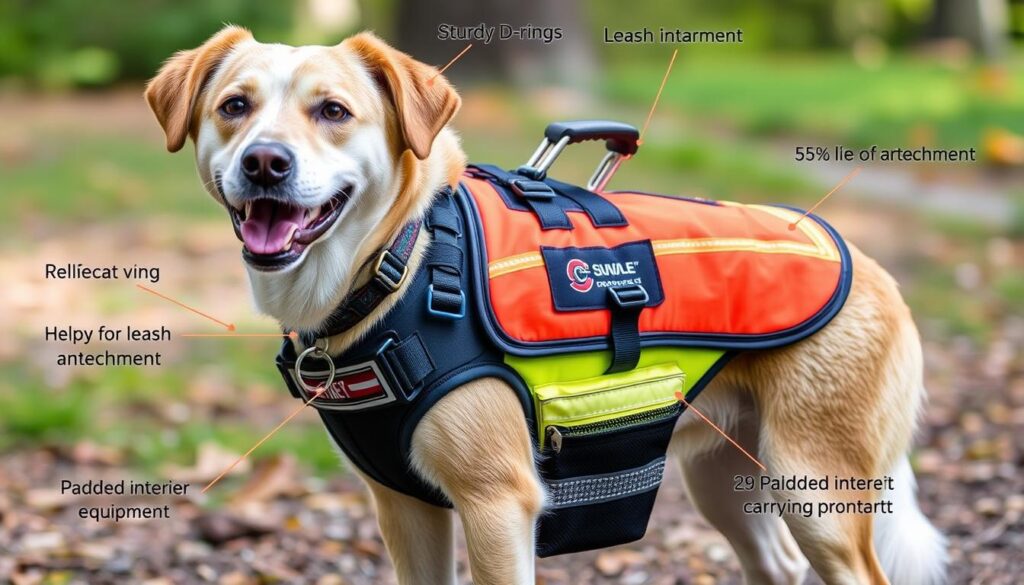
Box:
202;387;326;494
136;284;235;331
180;332;298;339
675;391;767;472
789;166;861;230
429;43;473;83
638;48;678;146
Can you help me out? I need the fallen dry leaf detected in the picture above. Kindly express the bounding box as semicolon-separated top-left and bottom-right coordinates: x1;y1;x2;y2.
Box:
594;548;647;576
229;454;305;505
161;442;251;484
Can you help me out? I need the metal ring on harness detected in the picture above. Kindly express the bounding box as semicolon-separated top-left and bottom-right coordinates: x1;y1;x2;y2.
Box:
294;344;336;397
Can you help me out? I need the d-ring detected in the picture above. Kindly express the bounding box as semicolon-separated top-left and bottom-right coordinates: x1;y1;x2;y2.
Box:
294;345;336;396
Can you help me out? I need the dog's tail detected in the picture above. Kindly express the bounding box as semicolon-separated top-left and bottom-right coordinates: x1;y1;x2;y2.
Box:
873;456;948;584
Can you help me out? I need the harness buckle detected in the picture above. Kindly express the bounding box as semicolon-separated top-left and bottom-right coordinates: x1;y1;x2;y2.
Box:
508;178;556;200
609;285;649;309
373;249;409;292
427;284;466;320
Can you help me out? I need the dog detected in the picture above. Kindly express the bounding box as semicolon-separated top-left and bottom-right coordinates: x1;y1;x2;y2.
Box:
146;26;948;584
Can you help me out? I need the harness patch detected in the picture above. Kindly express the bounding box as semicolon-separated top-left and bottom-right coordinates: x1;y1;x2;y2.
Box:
541;240;665;311
291;359;397;410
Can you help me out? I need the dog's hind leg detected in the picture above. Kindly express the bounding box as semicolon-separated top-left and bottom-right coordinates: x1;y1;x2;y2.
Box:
411;378;543;585
671;385;809;585
734;252;945;585
365;479;457;585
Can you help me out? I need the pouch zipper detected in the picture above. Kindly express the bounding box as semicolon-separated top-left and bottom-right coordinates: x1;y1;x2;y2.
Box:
545;402;683;454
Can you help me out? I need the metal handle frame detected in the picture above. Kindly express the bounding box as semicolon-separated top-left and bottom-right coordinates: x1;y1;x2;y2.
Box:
519;136;629;192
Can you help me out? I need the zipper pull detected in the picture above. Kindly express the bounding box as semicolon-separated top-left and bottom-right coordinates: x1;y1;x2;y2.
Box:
546;427;563;454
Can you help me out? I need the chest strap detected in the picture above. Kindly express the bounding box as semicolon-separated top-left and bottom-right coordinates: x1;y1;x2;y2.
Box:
302;219;421;343
277;333;435;410
425;192;466;319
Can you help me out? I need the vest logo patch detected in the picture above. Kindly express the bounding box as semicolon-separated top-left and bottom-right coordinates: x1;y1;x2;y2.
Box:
566;259;594;292
542;240;665;311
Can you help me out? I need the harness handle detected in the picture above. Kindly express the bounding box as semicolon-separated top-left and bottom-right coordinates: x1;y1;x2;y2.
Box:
544;120;640;156
519;120;639;192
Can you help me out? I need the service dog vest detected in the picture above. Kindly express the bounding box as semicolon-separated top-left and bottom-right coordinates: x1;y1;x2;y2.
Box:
276;125;852;557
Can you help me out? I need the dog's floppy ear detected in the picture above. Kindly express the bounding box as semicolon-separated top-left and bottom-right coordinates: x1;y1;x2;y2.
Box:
347;32;461;160
145;25;253;152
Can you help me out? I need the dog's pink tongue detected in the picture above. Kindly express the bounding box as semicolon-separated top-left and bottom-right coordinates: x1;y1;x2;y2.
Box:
240;200;305;254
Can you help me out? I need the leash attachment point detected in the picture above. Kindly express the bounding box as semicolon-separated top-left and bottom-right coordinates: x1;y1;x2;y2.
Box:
294;344;336;397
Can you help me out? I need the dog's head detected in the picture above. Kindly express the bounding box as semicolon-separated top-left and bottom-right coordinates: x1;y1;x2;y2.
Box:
146;26;462;329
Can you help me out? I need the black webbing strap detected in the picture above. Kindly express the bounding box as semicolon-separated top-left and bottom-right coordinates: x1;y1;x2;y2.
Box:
469;164;572;230
301;219;422;343
606;285;649;374
425;190;466;319
545;177;628;227
378;333;435;397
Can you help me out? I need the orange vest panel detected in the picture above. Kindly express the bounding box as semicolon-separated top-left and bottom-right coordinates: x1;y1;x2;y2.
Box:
460;174;850;351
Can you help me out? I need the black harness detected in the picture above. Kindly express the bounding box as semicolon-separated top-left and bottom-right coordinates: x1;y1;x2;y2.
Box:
278;188;535;507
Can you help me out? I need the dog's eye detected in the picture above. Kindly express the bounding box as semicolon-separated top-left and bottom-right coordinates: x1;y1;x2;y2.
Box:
319;101;350;122
219;97;249;118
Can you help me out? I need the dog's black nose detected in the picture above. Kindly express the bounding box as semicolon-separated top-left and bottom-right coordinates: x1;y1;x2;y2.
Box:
241;142;294;187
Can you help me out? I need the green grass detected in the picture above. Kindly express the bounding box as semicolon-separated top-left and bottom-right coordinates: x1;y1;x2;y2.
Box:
5;130;214;226
606;54;1024;149
0;340;340;477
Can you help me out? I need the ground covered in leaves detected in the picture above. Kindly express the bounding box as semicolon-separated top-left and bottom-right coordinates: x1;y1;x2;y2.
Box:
2;341;1023;585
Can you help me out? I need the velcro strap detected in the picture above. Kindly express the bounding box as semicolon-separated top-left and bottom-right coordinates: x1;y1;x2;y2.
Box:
427;243;463;271
470;164;572;230
426;206;461;234
606;285;647;374
379;333;434;394
546;178;628;227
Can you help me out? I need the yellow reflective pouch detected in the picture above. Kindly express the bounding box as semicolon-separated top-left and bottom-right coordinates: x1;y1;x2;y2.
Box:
505;347;725;446
533;363;683;440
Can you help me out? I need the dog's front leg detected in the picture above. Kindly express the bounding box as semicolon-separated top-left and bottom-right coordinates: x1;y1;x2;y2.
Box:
411;378;543;585
365;477;457;585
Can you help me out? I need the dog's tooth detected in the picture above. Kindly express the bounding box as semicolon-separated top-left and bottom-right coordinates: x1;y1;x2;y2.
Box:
306;206;321;225
284;225;298;250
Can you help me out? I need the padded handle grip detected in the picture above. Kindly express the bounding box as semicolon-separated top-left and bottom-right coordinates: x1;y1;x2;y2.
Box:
543;120;640;156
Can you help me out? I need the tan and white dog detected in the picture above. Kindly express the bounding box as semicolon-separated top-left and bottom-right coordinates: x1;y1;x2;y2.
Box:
147;26;947;585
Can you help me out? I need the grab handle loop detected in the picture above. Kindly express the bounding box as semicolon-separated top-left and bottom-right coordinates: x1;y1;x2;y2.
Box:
518;120;639;190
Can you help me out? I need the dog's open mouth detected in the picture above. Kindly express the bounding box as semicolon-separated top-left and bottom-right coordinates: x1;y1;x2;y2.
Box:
229;189;349;270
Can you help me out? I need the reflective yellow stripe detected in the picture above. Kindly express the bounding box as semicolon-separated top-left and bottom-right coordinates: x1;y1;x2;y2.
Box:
487;223;840;278
651;237;833;260
488;251;547;278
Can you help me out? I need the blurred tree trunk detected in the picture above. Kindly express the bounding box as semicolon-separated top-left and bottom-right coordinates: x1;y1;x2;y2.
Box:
393;0;595;88
930;0;1008;58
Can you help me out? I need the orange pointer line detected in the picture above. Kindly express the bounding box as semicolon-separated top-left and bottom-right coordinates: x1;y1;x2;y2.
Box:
638;49;679;146
202;386;327;494
675;391;767;472
429;43;473;84
136;284;235;331
789;166;862;230
181;332;298;339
